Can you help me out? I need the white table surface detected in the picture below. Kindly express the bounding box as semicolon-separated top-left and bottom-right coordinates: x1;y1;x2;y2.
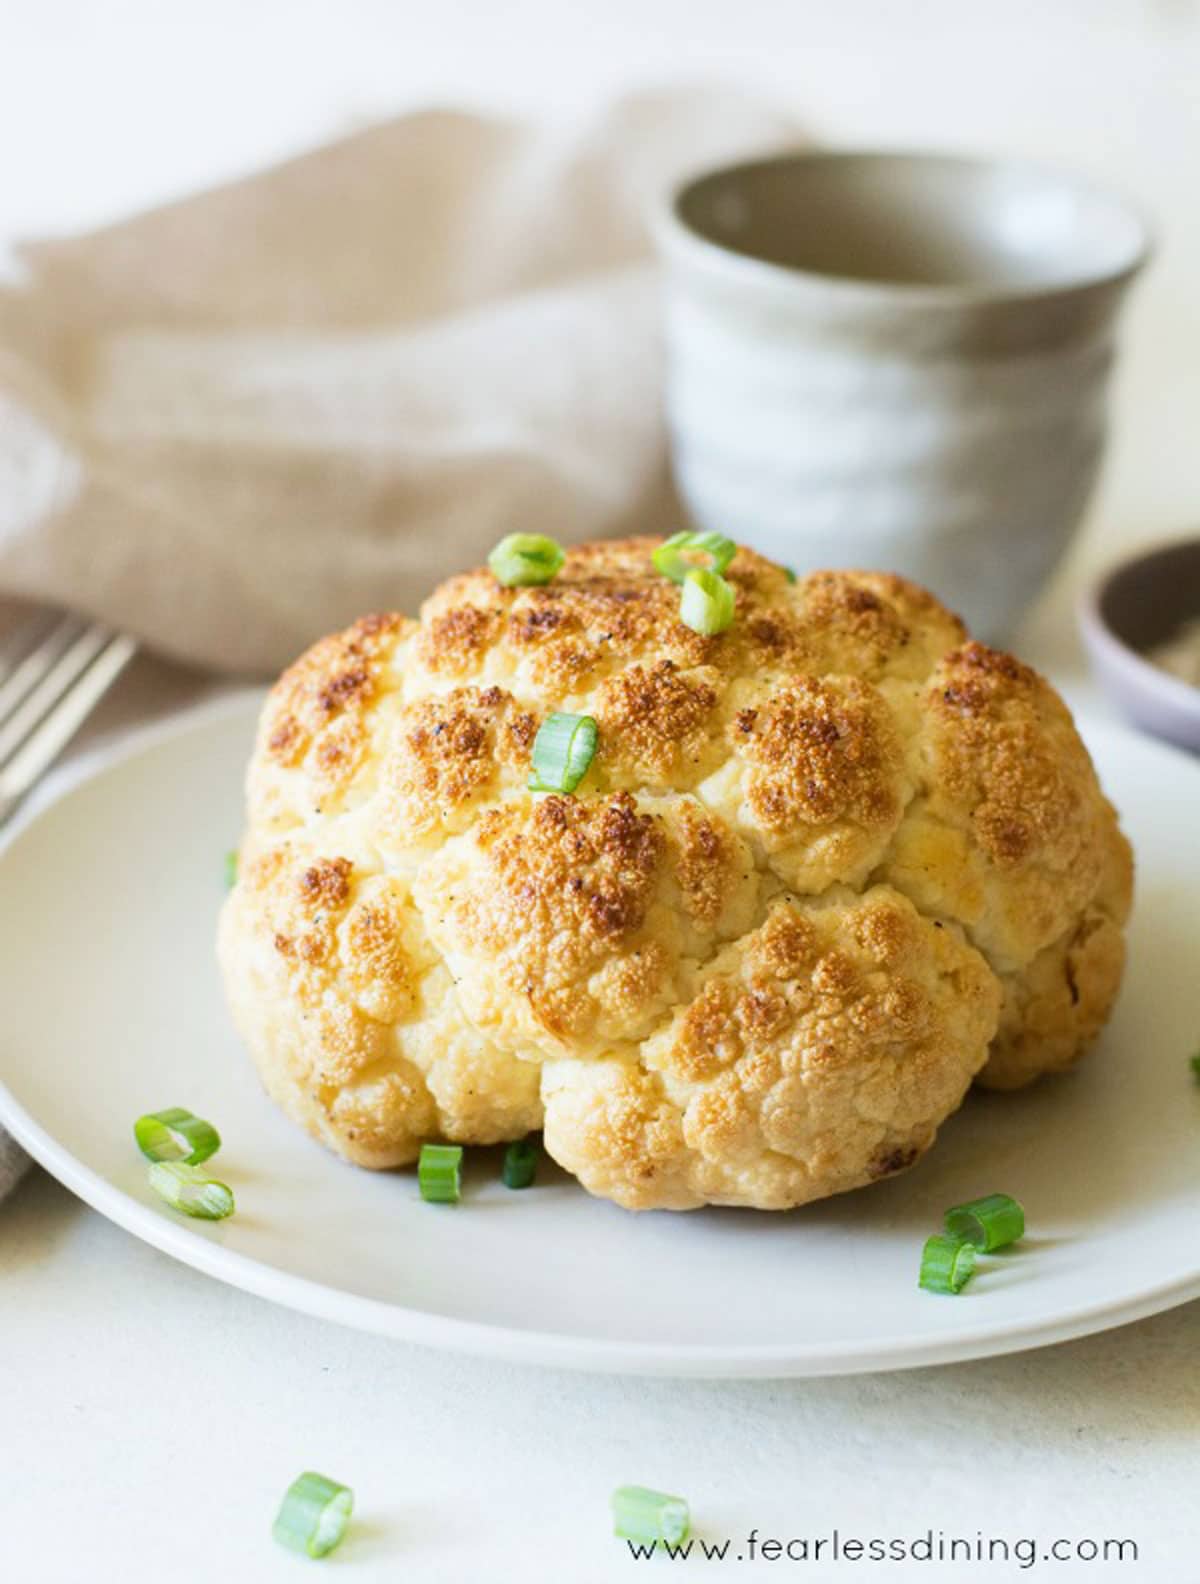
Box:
3;4;1200;1580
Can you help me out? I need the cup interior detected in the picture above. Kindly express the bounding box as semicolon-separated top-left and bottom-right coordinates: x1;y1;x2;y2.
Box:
673;153;1149;293
1095;539;1200;654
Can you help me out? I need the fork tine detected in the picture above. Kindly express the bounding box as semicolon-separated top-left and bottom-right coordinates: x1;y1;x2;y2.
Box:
0;632;138;825
0;623;117;767
0;610;64;689
0;614;86;724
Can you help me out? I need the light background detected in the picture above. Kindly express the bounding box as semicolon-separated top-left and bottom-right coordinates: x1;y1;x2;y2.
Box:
3;0;1199;663
1;4;1197;1580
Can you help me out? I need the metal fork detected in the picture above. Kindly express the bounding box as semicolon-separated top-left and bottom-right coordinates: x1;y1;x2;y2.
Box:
0;612;138;829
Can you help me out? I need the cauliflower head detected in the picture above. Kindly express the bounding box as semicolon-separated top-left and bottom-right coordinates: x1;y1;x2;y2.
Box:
218;538;1131;1210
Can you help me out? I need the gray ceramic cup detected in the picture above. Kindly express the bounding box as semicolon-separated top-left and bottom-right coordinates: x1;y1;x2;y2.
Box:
655;152;1151;637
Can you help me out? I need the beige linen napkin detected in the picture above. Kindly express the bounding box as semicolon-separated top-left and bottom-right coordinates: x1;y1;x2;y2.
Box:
0;88;796;1197
0;88;796;677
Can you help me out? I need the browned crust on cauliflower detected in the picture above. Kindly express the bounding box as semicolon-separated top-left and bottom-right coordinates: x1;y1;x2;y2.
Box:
218;839;541;1167
543;887;1002;1211
219;538;1132;1208
414;791;758;1055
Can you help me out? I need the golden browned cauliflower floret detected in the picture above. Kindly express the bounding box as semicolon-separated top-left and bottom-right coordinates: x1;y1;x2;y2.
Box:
542;886;1001;1211
218;537;1132;1208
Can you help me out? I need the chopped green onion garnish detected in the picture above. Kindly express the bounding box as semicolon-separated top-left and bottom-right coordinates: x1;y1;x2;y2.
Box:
224;848;239;889
611;1486;691;1549
528;711;598;794
679;568;735;636
272;1471;354;1559
1190;1053;1200;1081
147;1161;235;1220
419;1143;463;1204
783;566;797;584
134;1107;221;1166
652;530;736;584
918;1234;976;1295
488;532;565;587
502;1137;539;1190
944;1192;1025;1252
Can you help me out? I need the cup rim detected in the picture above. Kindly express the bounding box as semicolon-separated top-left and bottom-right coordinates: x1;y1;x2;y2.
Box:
655;148;1155;306
1078;536;1200;722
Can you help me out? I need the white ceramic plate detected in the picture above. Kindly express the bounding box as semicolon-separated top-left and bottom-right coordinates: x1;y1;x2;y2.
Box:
1;694;1197;1377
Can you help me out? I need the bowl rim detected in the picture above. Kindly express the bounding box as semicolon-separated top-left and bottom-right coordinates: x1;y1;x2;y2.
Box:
1078;536;1200;719
654;148;1155;308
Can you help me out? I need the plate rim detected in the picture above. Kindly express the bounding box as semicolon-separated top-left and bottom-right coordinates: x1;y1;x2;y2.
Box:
2;691;1198;1378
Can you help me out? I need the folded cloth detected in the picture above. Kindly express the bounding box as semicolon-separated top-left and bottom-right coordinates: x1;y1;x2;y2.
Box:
0;88;797;677
0;87;797;1198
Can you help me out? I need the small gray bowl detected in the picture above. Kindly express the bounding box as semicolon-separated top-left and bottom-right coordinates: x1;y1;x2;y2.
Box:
1079;538;1200;752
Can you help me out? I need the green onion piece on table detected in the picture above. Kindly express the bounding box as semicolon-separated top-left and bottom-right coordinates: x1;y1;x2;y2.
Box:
918;1234;976;1294
944;1192;1025;1252
488;532;565;587
611;1485;691;1548
502;1137;539;1190
224;849;239;889
134;1107;221;1166
272;1471;354;1559
147;1161;235;1220
652;530;736;585
528;712;598;794
419;1143;463;1204
679;569;735;636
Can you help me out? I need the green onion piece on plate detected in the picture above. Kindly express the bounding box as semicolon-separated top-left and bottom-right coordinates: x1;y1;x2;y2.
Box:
147;1161;235;1220
918;1234;976;1295
944;1192;1025;1252
652;530;736;584
679;568;735;636
134;1107;221;1166
502;1137;539;1190
272;1471;354;1559
611;1485;691;1548
224;848;239;889
488;532;565;588
419;1143;463;1204
528;712;598;794
1190;1052;1200;1081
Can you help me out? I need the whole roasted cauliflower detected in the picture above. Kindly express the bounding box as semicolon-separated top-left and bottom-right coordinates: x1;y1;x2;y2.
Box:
218;538;1132;1211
